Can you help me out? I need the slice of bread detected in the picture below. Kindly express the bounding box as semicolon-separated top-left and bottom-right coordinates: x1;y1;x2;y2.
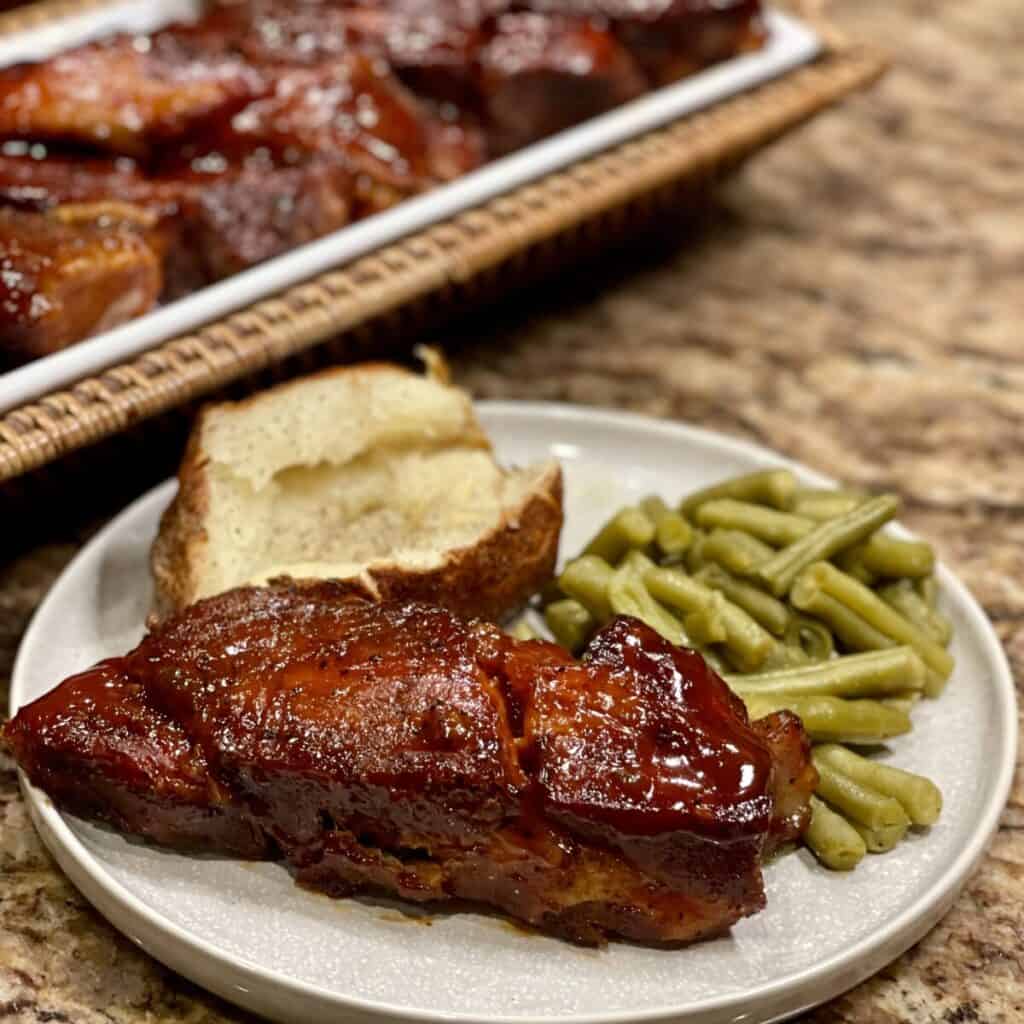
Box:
150;361;563;622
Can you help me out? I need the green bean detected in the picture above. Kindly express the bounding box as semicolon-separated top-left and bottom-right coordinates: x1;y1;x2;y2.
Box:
696;563;791;635
700;647;731;673
684;529;709;573
814;744;942;826
620;548;657;574
792;562;954;691
878;580;953;647
858;533;935;579
640;496;693;557
784;614;835;662
728;647;926;699
646;567;775;671
508;618;540;641
880;692;922;715
850;818;909;853
813;752;912;830
680;469;798;516
742;695;912;744
559;555;614;621
583;507;655;565
684;597;728;645
791;490;865;521
760;643;811;670
792;587;896;653
917;575;940;609
835;546;877;586
695;500;815;547
754;495;900;597
544;599;595;653
804;796;866;870
701;529;776;576
608;561;687;645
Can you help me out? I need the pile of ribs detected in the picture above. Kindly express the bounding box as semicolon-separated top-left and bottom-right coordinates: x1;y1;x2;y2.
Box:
6;585;815;945
0;0;765;365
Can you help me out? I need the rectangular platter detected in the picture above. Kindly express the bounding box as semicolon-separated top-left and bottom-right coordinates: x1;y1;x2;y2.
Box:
0;2;819;414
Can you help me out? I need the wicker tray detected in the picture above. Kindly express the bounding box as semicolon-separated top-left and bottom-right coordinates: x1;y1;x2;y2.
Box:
0;5;884;492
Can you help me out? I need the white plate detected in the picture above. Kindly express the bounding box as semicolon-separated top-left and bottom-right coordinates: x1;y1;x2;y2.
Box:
0;9;819;413
12;403;1016;1024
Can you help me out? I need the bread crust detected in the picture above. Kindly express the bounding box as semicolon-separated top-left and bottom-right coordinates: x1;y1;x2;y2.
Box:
150;365;562;624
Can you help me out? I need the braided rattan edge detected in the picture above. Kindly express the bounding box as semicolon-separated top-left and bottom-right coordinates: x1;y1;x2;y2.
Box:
0;45;885;484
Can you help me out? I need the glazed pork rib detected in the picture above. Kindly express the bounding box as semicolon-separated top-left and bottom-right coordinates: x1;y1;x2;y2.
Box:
6;586;814;945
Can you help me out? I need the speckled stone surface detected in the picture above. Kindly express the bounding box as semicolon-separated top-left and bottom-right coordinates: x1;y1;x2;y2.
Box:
1;0;1022;1021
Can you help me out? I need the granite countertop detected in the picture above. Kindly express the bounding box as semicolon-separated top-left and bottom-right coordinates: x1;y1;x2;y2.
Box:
2;0;1022;1021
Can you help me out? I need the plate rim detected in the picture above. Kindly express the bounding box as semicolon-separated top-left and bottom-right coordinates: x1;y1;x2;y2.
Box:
10;400;1018;1024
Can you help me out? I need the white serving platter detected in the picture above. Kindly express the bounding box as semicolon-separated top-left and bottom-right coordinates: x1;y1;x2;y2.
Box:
11;403;1017;1024
0;9;819;413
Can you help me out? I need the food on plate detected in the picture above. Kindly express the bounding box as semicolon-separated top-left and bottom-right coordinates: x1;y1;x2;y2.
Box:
536;469;948;870
151;362;562;622
5;584;815;945
0;0;766;363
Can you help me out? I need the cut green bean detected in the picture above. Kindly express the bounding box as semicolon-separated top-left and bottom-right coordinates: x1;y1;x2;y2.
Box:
784;614;835;662
791;490;865;521
680;587;726;644
646;567;775;671
814;744;942;826
608;561;687;645
742;695;912;744
680;469;798;517
701;529;776;576
640;496;693;557
813;752;912;830
620;548;657;574
559;555;614;621
878;580;953;647
696;563;791;636
695;500;815;547
792;587;896;653
760;643;811;670
917;575;940;609
835;546;877;585
850;817;909;853
684;529;709;573
880;693;922;715
792;562;954;690
700;647;731;674
754;495;900;597
544;599;595;653
805;796;866;870
583;507;655;565
728;647;926;699
858;533;935;579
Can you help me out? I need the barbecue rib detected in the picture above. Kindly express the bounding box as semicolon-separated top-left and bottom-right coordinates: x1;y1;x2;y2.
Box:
0;0;764;362
6;586;814;945
0;205;162;362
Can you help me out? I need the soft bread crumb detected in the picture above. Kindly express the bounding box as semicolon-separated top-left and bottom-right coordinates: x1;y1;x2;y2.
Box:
152;363;562;621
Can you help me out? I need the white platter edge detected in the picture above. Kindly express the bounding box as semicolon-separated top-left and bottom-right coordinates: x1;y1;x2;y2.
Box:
9;402;1018;1024
0;10;818;414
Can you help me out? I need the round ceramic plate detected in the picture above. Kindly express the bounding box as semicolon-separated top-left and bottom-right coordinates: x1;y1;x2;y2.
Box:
11;403;1017;1024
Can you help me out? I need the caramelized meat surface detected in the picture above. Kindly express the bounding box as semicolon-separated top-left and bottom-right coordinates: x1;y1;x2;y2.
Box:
0;206;161;363
478;13;646;154
0;35;264;156
7;586;813;945
0;0;764;360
